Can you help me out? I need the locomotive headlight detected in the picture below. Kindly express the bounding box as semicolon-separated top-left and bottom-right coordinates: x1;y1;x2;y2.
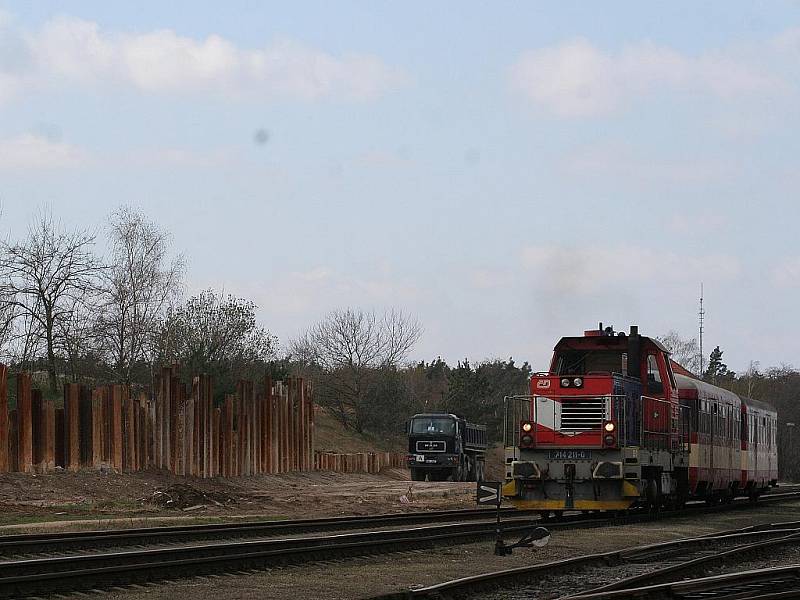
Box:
604;422;615;432
604;434;616;446
573;377;583;387
522;421;533;432
520;435;533;447
560;378;571;387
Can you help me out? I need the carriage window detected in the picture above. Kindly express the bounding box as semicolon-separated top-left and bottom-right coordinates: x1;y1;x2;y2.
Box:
647;355;663;395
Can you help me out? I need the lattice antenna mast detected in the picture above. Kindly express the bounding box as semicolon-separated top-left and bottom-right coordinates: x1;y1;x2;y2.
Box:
698;283;705;376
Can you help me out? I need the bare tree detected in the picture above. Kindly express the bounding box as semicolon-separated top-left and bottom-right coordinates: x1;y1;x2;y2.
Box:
0;287;17;363
0;211;100;391
292;308;422;431
657;330;701;375
55;292;102;383
97;207;184;385
153;289;277;398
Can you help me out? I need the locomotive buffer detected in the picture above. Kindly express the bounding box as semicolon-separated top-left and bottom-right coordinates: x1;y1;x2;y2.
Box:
477;480;550;555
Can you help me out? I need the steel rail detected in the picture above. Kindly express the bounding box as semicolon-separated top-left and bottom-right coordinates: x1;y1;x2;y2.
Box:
2;488;797;560
563;530;800;598
372;497;800;599
0;506;529;556
1;490;798;597
566;564;800;599
0;517;547;598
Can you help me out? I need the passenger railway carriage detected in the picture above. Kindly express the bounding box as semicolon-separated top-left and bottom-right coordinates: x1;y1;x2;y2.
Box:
503;325;777;514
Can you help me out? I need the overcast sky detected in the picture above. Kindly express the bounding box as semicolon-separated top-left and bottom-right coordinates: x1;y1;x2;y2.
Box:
0;2;798;372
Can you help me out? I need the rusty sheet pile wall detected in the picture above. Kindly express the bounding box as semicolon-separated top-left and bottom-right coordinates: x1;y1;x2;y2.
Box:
0;365;314;478
314;451;405;474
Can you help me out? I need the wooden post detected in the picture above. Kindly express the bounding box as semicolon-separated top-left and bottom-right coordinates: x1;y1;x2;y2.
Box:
186;387;195;477
109;385;123;472
174;382;185;476
123;388;135;472
31;390;43;470
236;382;246;477
294;379;302;471
199;375;210;478
264;378;274;474
305;381;314;471
212;407;221;477
219;396;234;477
148;391;157;470
55;408;65;468
169;369;179;474
78;386;92;467
16;373;33;473
252;387;259;475
283;383;291;472
0;364;7;473
64;384;80;472
290;380;298;471
9;409;18;471
158;367;169;471
90;387;104;468
43;401;55;472
138;393;149;470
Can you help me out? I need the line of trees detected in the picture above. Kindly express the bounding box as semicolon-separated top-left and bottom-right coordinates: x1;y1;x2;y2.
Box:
0;208;276;398
290;307;531;440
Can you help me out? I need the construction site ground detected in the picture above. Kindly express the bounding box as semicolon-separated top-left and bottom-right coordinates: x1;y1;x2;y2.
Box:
0;408;506;532
0;468;482;532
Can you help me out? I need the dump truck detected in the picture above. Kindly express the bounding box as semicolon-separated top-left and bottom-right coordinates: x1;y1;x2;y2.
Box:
406;413;487;481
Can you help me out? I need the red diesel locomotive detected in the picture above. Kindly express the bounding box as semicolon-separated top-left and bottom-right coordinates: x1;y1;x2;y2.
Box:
503;325;777;514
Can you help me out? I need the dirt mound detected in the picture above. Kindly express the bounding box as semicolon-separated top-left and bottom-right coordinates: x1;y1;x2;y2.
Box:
141;484;238;510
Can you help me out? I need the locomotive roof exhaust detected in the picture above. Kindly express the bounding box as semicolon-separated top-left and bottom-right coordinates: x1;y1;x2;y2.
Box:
585;322;619;337
627;325;640;379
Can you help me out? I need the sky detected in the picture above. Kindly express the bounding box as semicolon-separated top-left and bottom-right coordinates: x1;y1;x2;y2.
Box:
0;1;798;372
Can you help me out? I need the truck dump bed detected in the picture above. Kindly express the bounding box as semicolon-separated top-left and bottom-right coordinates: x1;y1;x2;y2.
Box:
463;422;487;452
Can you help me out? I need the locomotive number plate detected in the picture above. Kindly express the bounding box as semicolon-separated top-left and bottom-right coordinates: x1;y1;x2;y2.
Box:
547;449;591;460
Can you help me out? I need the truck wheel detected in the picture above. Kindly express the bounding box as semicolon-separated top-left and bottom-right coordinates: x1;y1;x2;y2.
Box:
410;468;426;481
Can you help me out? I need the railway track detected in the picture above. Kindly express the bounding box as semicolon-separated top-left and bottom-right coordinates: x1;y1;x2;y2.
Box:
567;564;800;599
3;488;798;560
377;511;800;599
2;490;798;598
0;516;549;598
0;506;526;557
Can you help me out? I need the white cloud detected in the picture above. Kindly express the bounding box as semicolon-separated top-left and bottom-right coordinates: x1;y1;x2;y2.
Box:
353;149;414;168
0;15;406;105
667;213;728;236
469;268;510;290
521;244;740;294
211;266;422;320
126;146;236;168
771;257;800;288
562;140;732;184
510;37;785;117
0;134;89;169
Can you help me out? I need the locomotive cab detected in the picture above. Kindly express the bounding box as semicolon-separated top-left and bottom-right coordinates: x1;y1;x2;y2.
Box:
504;324;688;514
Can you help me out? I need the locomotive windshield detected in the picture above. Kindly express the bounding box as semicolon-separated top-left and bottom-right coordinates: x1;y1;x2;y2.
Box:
553;350;624;375
410;417;455;435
